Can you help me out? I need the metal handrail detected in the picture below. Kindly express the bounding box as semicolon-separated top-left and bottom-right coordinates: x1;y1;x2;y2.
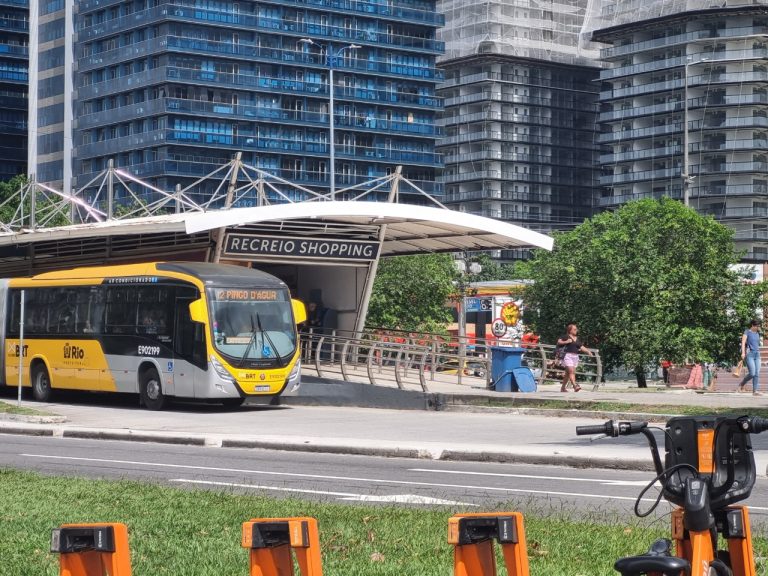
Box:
299;329;603;392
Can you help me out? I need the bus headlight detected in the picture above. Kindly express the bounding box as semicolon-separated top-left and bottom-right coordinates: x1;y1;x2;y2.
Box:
288;359;301;382
210;355;235;384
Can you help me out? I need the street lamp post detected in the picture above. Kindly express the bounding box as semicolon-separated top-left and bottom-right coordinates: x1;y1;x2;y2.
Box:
299;39;360;200
455;258;481;387
682;56;709;207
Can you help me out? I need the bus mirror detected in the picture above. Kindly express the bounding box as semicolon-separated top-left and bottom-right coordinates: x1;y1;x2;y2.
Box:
292;299;307;325
189;299;207;323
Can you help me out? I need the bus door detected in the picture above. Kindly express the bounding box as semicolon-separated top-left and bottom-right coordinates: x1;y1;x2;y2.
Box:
173;293;206;398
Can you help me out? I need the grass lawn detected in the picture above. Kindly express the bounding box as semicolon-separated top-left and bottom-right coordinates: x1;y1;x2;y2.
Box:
4;469;767;575
0;400;51;416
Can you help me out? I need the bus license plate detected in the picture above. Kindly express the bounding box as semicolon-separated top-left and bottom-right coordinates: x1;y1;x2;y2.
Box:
255;385;270;392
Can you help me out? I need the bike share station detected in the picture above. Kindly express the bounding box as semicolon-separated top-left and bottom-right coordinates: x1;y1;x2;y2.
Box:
45;414;768;576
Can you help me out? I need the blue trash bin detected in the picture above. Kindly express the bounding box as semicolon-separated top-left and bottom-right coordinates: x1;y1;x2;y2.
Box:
490;347;537;392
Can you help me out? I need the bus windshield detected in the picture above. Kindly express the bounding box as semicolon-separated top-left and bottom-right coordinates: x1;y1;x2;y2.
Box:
208;287;296;364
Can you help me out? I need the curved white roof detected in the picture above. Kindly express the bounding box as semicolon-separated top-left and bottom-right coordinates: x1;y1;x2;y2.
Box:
183;201;553;254
0;201;552;255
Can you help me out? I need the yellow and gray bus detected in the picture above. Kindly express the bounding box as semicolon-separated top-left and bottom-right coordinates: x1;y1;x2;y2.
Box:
0;262;306;409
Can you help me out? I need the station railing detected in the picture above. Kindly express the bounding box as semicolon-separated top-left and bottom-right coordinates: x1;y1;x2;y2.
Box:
299;329;603;393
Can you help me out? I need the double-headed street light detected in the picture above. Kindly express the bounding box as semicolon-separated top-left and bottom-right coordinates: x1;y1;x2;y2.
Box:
299;39;361;200
682;56;709;206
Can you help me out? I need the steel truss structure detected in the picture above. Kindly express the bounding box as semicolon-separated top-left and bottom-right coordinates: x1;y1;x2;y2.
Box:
1;155;446;232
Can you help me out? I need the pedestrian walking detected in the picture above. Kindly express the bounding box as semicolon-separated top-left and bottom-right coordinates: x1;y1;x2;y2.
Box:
556;323;594;392
739;319;762;395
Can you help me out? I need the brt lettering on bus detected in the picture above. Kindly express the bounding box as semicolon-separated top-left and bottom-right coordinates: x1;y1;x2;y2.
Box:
8;344;28;357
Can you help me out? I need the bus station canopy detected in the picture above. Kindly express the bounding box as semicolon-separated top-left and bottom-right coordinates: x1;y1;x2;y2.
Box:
0;201;553;275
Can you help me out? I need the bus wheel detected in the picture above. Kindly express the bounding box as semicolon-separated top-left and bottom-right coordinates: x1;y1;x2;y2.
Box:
221;398;245;408
31;364;52;402
140;369;167;411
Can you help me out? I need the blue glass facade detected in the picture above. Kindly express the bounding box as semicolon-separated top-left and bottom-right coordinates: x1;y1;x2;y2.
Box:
0;0;28;180
71;0;444;203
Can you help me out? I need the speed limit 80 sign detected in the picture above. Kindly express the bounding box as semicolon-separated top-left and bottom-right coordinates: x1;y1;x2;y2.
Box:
491;318;507;338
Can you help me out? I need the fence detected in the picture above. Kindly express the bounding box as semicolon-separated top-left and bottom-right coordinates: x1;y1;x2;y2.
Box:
300;329;603;393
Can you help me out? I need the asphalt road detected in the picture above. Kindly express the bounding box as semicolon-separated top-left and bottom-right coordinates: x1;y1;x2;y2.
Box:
3;433;768;530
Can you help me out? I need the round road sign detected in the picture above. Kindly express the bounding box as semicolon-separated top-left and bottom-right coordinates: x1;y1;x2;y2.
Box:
491;318;508;338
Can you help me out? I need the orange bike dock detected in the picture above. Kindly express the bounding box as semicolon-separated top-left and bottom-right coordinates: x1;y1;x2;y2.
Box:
448;513;530;576
51;523;132;576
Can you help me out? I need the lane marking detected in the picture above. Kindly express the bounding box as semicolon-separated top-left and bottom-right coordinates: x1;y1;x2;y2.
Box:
20;453;666;504
171;479;474;506
25;453;768;510
408;468;650;486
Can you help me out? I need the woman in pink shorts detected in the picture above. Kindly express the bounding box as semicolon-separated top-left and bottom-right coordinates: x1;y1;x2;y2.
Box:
557;323;594;392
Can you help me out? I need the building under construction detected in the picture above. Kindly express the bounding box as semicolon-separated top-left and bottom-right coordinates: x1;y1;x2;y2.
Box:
587;0;768;262
436;0;602;261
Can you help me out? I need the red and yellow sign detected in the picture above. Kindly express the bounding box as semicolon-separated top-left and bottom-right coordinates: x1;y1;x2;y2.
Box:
500;302;520;326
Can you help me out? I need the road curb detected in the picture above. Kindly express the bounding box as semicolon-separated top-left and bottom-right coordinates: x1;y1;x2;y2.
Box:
440;405;674;422
438;450;656;471
62;429;207;446
221;438;429;459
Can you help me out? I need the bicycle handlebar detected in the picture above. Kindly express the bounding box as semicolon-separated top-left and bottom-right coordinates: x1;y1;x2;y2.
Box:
576;420;648;438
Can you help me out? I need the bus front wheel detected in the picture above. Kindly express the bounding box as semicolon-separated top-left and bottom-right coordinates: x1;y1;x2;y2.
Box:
31;364;52;402
140;369;167;411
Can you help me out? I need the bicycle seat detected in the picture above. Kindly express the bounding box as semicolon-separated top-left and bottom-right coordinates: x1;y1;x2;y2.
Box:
614;539;691;576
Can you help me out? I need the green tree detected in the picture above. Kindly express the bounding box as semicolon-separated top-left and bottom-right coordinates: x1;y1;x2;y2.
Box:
523;198;767;386
366;253;457;333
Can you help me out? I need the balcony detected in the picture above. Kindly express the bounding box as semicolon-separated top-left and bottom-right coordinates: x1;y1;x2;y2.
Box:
78;5;443;54
689;117;768;131
691;184;768;197
0;16;28;31
599;100;683;123
77;97;440;137
692;161;768;175
440;110;584;130
77;128;441;166
690;139;768;153
600;146;681;163
79;0;444;27
441;149;596;169
596;191;681;206
599;26;768;60
436;170;557;185
79;66;442;110
440;130;598;149
598;123;683;143
701;206;768;219
599;167;679;185
0;44;29;60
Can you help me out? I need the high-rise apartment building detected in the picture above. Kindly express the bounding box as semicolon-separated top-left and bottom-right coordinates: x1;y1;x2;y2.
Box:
588;0;768;262
436;0;601;260
28;0;445;202
0;0;28;180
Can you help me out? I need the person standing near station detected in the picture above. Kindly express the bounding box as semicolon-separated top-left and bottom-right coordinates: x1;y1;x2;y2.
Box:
739;320;762;395
557;323;594;392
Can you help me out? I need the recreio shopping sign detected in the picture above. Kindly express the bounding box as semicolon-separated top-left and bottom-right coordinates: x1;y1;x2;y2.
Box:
223;234;381;262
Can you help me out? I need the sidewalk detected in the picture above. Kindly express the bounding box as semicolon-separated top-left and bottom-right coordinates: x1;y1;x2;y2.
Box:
3;380;768;475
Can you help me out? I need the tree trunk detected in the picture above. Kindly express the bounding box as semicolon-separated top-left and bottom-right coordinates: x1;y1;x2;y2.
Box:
635;366;647;388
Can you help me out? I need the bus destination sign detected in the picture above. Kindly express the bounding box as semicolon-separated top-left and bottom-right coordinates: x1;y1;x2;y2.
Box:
223;234;381;262
212;289;279;301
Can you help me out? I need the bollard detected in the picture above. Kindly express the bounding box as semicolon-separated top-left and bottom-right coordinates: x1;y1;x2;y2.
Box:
51;523;131;576
242;517;323;576
448;513;530;576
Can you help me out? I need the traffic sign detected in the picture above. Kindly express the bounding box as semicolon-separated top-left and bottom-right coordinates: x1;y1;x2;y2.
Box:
491;318;507;338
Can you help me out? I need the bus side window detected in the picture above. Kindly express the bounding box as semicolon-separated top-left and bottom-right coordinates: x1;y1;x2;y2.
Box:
105;287;138;334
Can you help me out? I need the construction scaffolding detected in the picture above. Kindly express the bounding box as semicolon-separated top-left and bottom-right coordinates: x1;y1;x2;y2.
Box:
437;0;600;66
581;0;768;40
